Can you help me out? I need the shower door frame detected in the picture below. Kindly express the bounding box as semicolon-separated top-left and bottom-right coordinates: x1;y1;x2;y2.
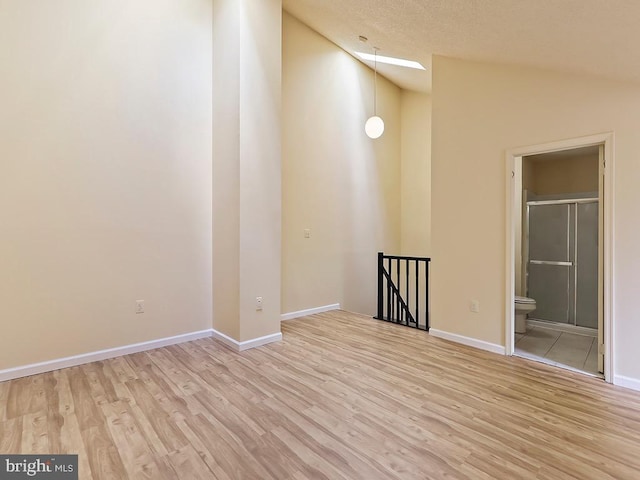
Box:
524;197;599;330
505;132;614;383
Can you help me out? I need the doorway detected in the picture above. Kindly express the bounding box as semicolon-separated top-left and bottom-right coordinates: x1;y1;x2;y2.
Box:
505;134;614;382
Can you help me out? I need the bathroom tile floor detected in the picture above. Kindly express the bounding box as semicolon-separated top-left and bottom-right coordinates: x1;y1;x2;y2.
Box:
515;324;600;376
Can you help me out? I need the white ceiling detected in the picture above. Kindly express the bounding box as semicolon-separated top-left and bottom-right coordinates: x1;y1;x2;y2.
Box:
282;0;640;93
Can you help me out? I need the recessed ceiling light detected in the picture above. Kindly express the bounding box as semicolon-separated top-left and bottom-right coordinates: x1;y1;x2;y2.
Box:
355;52;425;70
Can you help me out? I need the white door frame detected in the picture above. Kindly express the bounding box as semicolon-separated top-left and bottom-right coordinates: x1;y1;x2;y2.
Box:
505;132;615;382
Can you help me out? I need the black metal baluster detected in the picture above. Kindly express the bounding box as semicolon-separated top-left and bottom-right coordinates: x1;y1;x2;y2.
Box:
396;259;400;323
425;260;430;330
386;257;391;321
405;259;409;325
415;260;420;328
376;252;383;320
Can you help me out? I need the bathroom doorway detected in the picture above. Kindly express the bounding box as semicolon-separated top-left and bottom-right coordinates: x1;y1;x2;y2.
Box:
505;134;614;382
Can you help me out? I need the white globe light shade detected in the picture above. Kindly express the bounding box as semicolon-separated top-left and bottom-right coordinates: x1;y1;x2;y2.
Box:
365;116;385;139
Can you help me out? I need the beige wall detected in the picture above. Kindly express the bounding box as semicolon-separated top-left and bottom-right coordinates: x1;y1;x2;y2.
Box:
0;0;213;370
213;0;282;342
401;92;432;256
282;13;401;316
432;55;640;382
527;155;599;195
212;0;241;339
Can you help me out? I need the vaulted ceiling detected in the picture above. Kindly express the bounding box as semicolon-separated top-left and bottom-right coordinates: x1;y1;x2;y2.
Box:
283;0;640;92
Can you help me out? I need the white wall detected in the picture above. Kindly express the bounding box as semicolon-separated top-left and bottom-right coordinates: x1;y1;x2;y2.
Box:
0;0;213;370
282;13;402;316
213;0;282;343
432;55;640;384
212;0;241;340
401;91;431;256
238;0;282;341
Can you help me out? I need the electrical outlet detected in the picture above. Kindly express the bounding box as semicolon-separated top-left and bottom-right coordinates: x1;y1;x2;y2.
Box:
470;300;480;313
304;229;311;238
135;300;145;314
255;296;263;311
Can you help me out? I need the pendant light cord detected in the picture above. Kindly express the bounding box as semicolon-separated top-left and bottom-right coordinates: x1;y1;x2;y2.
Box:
373;47;378;116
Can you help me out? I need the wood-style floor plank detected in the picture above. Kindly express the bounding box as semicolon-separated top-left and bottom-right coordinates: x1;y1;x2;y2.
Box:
1;310;640;479
0;417;22;453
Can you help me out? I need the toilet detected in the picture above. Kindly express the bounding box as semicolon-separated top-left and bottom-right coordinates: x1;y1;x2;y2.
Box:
515;296;536;334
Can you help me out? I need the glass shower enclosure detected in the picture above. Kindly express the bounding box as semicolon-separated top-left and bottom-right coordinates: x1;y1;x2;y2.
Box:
526;198;598;329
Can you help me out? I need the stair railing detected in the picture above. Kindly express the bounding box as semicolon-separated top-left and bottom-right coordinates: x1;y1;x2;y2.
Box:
374;252;431;331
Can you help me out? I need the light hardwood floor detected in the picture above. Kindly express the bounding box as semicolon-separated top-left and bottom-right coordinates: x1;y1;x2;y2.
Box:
2;311;640;479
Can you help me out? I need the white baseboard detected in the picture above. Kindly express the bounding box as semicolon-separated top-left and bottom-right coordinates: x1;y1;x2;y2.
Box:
212;329;282;352
0;329;214;383
614;374;640;392
429;328;506;355
281;303;341;321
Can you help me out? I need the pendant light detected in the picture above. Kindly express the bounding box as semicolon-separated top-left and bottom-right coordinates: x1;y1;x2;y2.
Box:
365;47;384;139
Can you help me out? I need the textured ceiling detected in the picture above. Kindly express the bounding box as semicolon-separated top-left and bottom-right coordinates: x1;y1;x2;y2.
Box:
282;0;640;92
